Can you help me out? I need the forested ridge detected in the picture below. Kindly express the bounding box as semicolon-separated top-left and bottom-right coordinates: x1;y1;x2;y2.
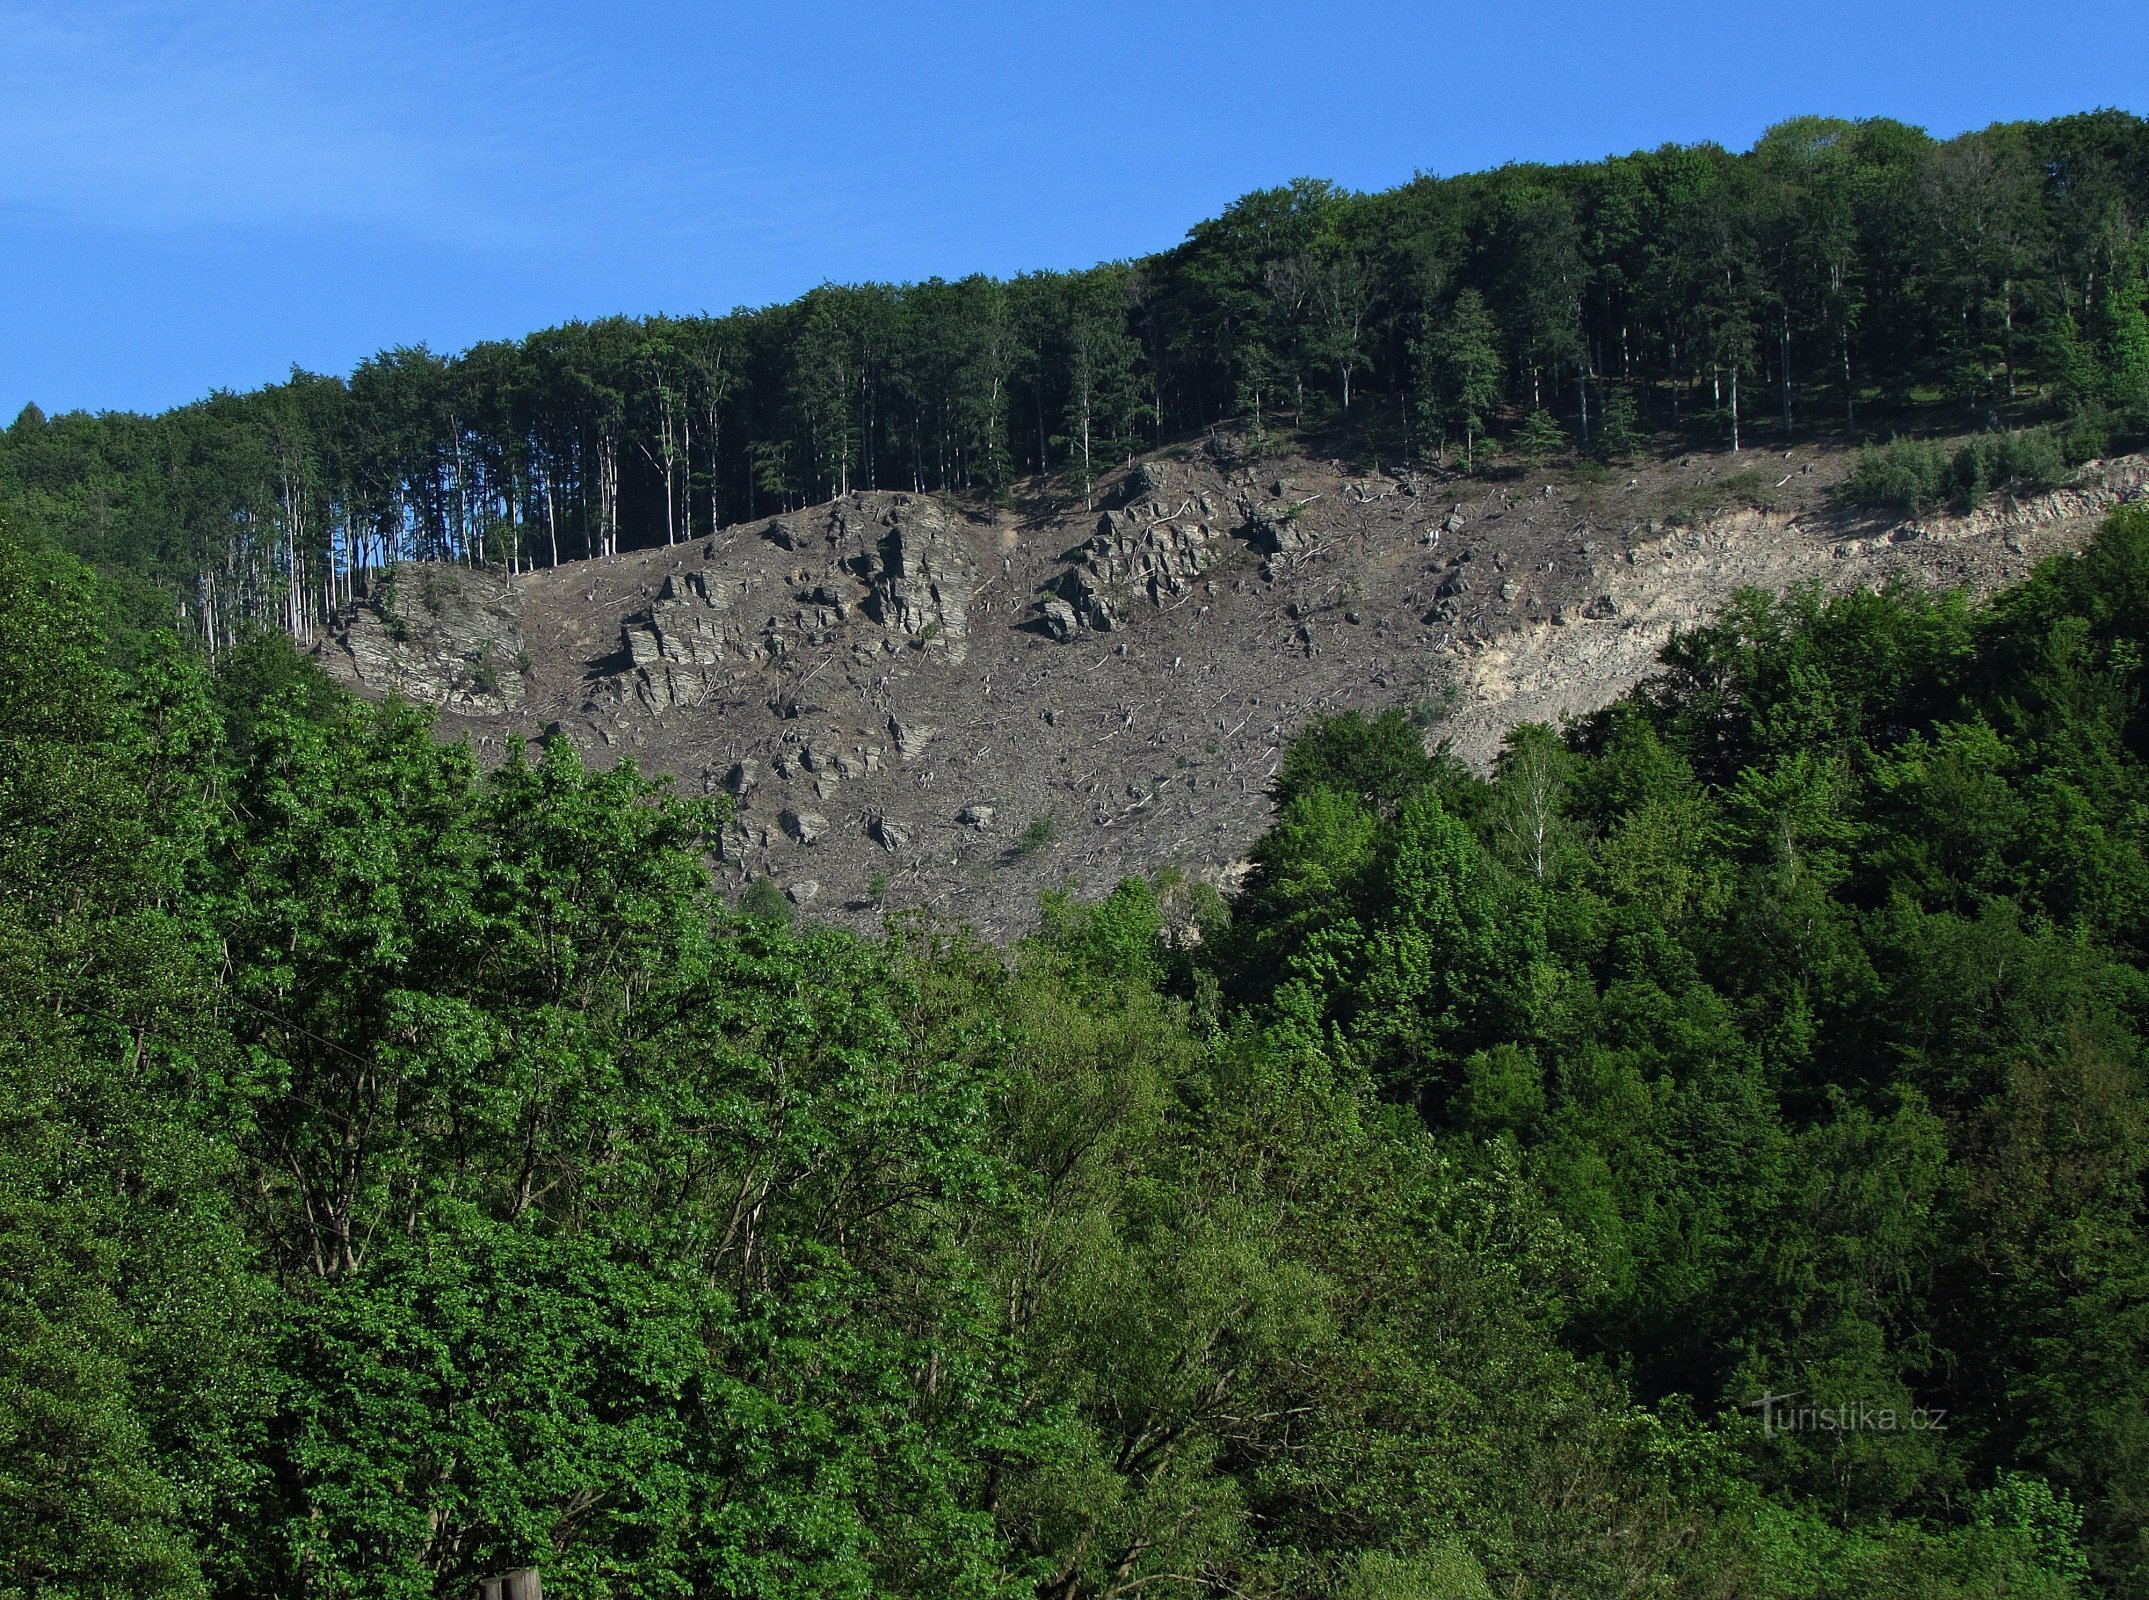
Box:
9;458;2149;1595
6;109;2149;654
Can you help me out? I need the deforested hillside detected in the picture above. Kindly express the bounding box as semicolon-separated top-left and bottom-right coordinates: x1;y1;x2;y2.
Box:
315;430;2149;930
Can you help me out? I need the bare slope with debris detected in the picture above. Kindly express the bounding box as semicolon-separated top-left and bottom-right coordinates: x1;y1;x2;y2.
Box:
317;438;2149;937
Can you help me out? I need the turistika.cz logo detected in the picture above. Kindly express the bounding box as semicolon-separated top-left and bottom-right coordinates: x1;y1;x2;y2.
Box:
1745;1391;1949;1437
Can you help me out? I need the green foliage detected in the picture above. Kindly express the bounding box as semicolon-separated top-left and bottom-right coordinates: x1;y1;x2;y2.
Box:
737;873;795;922
1012;804;1059;859
1848;428;2072;514
1596;384;1643;459
1413;288;1503;468
1210;504;2149;1594
1273;706;1445;813
1512;408;1569;462
0;530;260;1600
10;506;2149;1596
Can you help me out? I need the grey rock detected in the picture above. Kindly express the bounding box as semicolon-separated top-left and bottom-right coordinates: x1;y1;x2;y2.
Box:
866;498;975;661
1242;502;1309;557
1040;596;1078;640
785;879;819;906
724;759;762;798
618;563;752;707
321;562;527;713
780;808;828;844
890;717;937;760
957;804;995;830
869;814;909;853
1124;461;1167;501
1078;501;1218;607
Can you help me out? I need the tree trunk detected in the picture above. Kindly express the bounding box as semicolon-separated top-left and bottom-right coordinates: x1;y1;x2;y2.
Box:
1781;311;1793;435
544;473;559;568
2003;279;2016;399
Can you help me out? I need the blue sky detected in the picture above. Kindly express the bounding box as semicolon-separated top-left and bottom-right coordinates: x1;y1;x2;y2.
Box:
3;0;2141;419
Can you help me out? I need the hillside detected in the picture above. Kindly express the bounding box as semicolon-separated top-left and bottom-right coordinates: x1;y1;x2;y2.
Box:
317;433;2149;932
15;491;2149;1596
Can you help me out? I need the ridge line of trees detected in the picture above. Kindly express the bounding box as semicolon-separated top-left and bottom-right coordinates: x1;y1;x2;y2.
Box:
5;110;2148;653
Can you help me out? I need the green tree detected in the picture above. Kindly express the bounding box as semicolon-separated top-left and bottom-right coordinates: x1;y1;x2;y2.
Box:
1415;289;1502;469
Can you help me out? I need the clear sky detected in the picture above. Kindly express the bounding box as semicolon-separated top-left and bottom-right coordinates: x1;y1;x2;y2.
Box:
3;0;2141;419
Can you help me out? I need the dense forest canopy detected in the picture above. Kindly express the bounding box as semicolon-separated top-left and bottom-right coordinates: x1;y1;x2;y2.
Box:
5;110;2149;651
7;473;2149;1595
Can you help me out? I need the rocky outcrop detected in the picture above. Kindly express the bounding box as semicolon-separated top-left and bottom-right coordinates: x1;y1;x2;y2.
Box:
321;564;527;712
867;498;974;661
1240;499;1315;559
624;566;760;708
572;493;985;714
1084;501;1219;603
1035;468;1220;638
780;808;828;845
1053;567;1121;632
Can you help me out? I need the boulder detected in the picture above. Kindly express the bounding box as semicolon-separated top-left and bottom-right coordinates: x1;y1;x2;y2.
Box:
780;808;827;844
890;717;937;760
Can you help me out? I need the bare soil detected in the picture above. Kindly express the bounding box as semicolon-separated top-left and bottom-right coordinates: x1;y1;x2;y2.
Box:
316;434;2149;938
